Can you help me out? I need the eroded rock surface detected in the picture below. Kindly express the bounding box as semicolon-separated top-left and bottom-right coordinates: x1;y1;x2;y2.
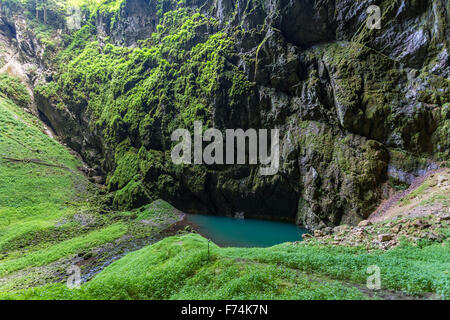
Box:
1;0;448;230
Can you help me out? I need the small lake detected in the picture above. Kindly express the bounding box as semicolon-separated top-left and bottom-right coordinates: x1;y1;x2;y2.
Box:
185;214;308;247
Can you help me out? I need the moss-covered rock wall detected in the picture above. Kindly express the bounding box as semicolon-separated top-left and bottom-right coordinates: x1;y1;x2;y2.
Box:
2;0;448;229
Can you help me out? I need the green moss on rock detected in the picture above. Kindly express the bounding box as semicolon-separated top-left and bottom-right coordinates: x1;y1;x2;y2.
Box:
0;74;30;108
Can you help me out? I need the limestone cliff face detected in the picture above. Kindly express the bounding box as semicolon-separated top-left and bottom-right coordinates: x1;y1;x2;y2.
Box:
1;0;448;230
96;0;158;46
0;2;43;110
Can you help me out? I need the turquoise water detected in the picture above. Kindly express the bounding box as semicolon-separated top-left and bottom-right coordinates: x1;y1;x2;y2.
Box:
185;214;307;247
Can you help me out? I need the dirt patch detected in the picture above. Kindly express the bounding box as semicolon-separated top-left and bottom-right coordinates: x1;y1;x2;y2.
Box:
369;168;449;222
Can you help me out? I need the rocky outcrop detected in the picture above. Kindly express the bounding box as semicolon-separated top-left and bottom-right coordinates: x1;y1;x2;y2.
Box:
0;5;40;108
34;91;106;171
96;0;160;47
301;211;449;250
2;0;448;230
0;1;65;113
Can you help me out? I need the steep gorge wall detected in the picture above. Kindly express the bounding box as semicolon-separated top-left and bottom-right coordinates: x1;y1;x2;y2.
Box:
1;0;448;229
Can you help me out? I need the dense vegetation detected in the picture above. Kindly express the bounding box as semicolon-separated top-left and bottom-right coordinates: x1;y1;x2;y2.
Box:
1;233;449;299
0;0;449;300
1;94;448;300
33;4;256;209
2;0;447;224
0;95;183;292
0;74;31;107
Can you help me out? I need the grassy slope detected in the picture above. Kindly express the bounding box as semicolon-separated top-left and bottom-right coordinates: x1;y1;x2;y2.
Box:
1;233;448;300
0;95;186;292
0;86;449;300
0;94;448;299
0;1;448;301
0;98;448;299
0;97;130;289
0;96;86;253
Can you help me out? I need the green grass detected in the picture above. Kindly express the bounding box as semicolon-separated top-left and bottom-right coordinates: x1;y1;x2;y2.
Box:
400;181;432;206
135;199;180;221
0;234;366;299
0;97;83;251
0;223;126;276
2;233;448;300
0;97;188;293
221;241;450;298
0;98;130;283
0;73;31;108
0;89;448;300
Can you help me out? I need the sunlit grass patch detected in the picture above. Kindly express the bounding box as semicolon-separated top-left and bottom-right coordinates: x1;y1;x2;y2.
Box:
0;98;86;254
2;233;447;300
0;223;126;277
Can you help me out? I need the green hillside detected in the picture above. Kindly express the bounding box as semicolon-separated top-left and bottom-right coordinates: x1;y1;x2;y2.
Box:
1;233;449;299
0;94;182;292
0;0;448;301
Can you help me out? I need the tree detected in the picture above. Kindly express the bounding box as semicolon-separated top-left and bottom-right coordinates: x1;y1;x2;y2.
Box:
43;0;47;23
35;0;47;23
34;0;59;24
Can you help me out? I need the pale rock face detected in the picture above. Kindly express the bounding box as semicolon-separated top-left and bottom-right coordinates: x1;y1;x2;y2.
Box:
358;220;372;227
378;234;394;242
